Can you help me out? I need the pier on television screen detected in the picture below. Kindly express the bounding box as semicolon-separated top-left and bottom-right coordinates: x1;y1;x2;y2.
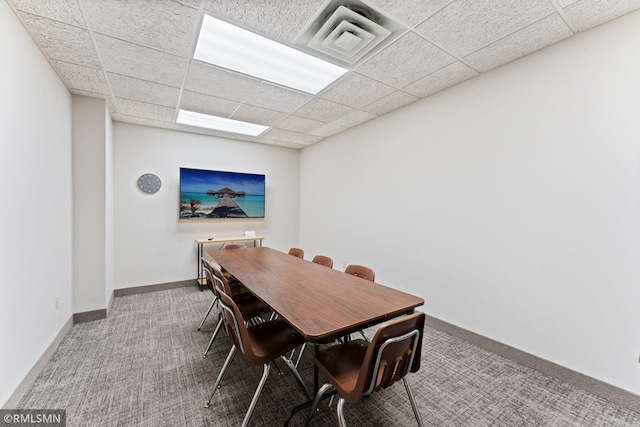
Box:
179;168;265;219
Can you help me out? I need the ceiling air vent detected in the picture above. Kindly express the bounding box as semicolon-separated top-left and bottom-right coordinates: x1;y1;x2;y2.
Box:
294;0;405;67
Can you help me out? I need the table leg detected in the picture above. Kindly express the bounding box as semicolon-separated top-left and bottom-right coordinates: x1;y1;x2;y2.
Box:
197;243;203;291
313;343;319;394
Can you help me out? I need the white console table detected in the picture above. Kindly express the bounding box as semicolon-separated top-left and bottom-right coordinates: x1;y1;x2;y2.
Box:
195;236;265;287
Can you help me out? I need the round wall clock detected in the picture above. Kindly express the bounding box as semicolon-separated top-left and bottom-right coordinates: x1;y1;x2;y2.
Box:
137;173;162;194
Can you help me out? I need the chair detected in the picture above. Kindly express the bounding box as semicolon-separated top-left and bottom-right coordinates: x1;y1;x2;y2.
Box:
222;243;247;250
312;255;333;268
344;264;375;340
288;247;304;259
206;285;311;426
304;312;426;427
344;264;375;281
202;263;271;358
197;258;221;332
198;258;250;332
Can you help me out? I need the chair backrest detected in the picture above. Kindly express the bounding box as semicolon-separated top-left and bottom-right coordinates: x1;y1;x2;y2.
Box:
201;257;216;293
209;263;233;296
344;264;375;281
223;243;247;250
348;312;425;403
215;285;247;353
288;247;304;258
312;255;333;268
215;285;270;366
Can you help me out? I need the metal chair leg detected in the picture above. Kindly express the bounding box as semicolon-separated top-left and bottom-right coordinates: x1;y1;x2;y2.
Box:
403;377;424;427
280;354;311;400
197;296;218;331
304;383;333;427
336;397;347;427
294;343;306;368
204;345;237;407
203;313;224;358
241;363;270;427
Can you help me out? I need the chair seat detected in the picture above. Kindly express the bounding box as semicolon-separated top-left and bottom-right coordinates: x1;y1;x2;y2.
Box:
247;319;306;364
315;340;368;403
235;293;271;319
228;282;250;297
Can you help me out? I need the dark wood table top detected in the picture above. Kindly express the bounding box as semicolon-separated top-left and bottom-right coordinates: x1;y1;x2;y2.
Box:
210;247;424;342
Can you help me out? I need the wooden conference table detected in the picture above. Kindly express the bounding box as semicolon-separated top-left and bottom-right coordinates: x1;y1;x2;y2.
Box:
209;246;424;343
209;246;424;412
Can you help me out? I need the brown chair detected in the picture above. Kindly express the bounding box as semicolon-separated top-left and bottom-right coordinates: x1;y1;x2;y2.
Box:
197;258;221;332
344;264;375;340
312;255;333;268
288;247;304;259
304;312;426;427
202;263;271;358
206;285;311;426
199;257;249;330
344;264;375;281
222;243;247;250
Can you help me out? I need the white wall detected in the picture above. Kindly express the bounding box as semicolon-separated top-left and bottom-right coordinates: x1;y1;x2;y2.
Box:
114;123;300;289
105;107;114;306
0;1;73;406
72;95;112;314
300;11;640;394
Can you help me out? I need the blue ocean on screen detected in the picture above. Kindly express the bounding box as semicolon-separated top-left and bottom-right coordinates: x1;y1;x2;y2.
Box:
181;192;265;217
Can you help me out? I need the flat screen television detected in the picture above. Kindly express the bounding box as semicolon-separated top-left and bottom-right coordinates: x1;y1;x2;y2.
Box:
179;168;265;219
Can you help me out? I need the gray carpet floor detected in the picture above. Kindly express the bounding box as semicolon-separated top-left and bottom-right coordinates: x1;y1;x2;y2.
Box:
16;286;640;426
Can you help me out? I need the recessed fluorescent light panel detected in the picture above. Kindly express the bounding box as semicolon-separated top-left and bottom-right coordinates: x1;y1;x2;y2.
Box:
194;15;348;94
177;109;268;136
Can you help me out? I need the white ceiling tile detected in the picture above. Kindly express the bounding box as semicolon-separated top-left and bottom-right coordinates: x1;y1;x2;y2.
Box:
206;0;320;43
111;114;174;129
81;0;197;56
255;137;290;147
50;60;109;94
464;13;573;72
243;83;313;113
13;0;640;147
231;104;287;126
179;91;240;118
17;13;100;67
184;62;261;102
107;73;180;108
366;0;452;27
293;98;355;122
356;31;455;88
115;98;176;122
175;0;201;8
332;109;377;128
94;34;186;87
562;0;640;32
11;0;85;26
262;128;322;145
273;115;326;133
70;89;109;104
403;61;478;97
309;122;346;138
319;72;396;108
283;142;308;149
362;90;419;115
415;0;556;57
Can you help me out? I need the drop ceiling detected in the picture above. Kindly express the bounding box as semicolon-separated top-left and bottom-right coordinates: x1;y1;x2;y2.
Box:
7;0;640;149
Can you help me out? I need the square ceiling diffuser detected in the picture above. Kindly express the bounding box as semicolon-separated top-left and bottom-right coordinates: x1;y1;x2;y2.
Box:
294;1;405;67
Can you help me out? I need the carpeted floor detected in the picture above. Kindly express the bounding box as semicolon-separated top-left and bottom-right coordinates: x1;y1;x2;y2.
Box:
16;286;640;426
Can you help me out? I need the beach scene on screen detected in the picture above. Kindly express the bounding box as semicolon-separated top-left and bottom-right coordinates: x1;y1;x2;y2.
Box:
180;168;265;218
